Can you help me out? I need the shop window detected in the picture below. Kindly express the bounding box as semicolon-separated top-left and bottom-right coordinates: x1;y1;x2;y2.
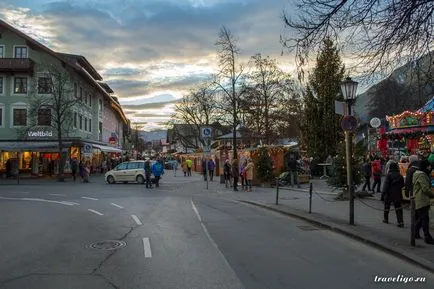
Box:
13;108;27;126
38;77;52;94
14;77;27;94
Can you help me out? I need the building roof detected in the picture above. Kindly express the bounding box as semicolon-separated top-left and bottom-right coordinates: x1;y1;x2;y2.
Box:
98;81;115;94
0;19;128;126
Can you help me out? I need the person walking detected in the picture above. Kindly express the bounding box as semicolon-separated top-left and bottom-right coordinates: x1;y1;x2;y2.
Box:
287;155;300;188
362;158;372;192
83;162;90;183
151;159;165;188
173;159;178;177
412;159;434;244
382;162;405;226
240;159;247;191
232;158;239;191
405;155;419;198
70;158;78;181
144;158;153;189
79;160;84;182
208;158;215;181
371;159;382;193
186;158;193;176
244;159;254;192
224;159;231;188
181;160;188;177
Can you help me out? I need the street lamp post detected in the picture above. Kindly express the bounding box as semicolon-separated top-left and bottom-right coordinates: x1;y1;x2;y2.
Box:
341;76;358;225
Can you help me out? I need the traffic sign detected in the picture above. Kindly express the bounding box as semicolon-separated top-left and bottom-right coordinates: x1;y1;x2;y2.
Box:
370;117;381;128
201;127;212;138
83;143;93;153
341;116;358;132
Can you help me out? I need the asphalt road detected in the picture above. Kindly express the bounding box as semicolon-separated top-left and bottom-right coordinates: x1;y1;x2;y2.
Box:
0;174;432;289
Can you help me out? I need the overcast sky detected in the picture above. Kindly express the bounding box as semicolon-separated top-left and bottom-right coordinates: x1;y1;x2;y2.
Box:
0;0;298;130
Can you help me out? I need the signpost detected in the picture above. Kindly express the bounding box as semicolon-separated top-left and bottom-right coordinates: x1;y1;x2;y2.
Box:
201;127;212;190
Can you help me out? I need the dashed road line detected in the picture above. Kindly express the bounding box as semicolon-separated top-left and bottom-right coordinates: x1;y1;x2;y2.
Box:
143;237;152;258
88;209;104;216
110;203;124;209
81;197;99;201
131;214;142;225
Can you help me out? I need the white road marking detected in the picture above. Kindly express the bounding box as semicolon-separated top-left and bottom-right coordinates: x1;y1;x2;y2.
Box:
131;214;142;225
143;237;152;258
0;196;78;206
191;200;202;222
49;193;66;197
88;209;104;216
81;197;98;201
110;203;124;209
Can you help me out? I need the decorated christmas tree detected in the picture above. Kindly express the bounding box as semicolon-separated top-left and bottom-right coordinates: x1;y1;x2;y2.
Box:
254;147;275;183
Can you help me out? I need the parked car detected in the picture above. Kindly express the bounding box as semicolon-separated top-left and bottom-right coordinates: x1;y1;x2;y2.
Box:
105;160;146;184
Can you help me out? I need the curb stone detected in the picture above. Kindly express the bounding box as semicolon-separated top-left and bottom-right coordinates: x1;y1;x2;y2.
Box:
239;200;434;274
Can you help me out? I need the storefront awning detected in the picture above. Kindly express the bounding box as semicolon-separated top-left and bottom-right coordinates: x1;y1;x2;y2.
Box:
0;141;72;152
92;144;122;153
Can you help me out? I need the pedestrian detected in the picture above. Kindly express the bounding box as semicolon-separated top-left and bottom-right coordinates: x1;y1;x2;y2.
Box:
287;155;300;188
181;160;188;177
384;155;395;176
412;159;434;244
382;162;405;226
173;159;178;177
362;158;372;192
224;159;231;188
5;158;11;179
79;160;84;181
371;159;382;193
405;155;419;199
232;158;239;191
240;159;247;190
244;158;254;192
70;158;78;181
101;159;107;174
144;158;153;189
186;158;192;176
151;159;164;187
83;162;90;183
208;158;215;181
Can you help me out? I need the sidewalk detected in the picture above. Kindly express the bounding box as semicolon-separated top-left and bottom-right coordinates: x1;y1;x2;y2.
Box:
204;178;434;273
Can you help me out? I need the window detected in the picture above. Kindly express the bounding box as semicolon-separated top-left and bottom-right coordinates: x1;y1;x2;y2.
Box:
14;46;27;58
74;83;78;98
0;107;3;127
84;117;88;131
13;108;27;126
37;108;51;126
116;163;127;170
73;112;77;128
0;46;4;58
79;114;83;130
38;77;52;94
14;77;27;94
89;119;92;132
80;87;83;101
98;99;103;116
89;95;92;107
138;162;144;169
127;162;139;170
99;121;103;141
0;76;3;94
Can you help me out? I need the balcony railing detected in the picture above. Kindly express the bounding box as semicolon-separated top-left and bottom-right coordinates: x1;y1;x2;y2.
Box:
0;58;35;73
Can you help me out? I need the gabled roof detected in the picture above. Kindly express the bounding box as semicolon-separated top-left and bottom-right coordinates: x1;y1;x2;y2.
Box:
57;53;102;80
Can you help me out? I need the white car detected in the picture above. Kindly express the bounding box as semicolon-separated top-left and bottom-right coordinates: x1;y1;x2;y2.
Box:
105;160;146;184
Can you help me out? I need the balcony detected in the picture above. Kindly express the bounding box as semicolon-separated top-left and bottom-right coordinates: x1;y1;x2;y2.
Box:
0;58;34;74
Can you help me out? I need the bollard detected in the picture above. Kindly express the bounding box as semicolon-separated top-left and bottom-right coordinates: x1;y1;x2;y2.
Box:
309;182;312;213
275;178;279;205
410;195;416;247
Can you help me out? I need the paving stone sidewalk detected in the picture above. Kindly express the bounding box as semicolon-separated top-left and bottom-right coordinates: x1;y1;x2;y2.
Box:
204;178;434;273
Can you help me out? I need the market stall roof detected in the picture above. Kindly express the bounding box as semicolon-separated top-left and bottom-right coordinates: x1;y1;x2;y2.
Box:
385;126;434;135
92;144;122;153
417;96;434;113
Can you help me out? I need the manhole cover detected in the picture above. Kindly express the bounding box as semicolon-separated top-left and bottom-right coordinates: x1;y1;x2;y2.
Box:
88;240;126;250
297;225;322;231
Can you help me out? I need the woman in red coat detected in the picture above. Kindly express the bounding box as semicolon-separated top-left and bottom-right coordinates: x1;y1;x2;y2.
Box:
371;159;382;193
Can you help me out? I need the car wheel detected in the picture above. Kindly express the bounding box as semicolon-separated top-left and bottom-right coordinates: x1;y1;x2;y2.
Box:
107;175;115;184
136;175;145;184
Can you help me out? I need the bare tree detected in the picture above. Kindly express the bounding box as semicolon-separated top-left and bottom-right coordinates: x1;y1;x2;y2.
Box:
282;0;434;79
241;54;295;144
27;64;81;181
214;26;245;159
171;84;221;149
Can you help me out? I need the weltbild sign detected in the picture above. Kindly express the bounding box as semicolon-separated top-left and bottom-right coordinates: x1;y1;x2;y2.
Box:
27;130;53;137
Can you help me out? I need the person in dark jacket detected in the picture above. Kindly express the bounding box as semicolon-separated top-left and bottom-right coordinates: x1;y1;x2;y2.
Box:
144;158;152;189
405;155;419;198
371;159;382;193
412;159;434;244
224;159;231;188
287;155;300;188
232;158;239;191
382;162;405;226
362;159;372;192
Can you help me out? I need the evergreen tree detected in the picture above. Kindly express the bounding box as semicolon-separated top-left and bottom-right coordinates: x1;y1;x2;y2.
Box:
255;147;275;183
300;38;345;161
